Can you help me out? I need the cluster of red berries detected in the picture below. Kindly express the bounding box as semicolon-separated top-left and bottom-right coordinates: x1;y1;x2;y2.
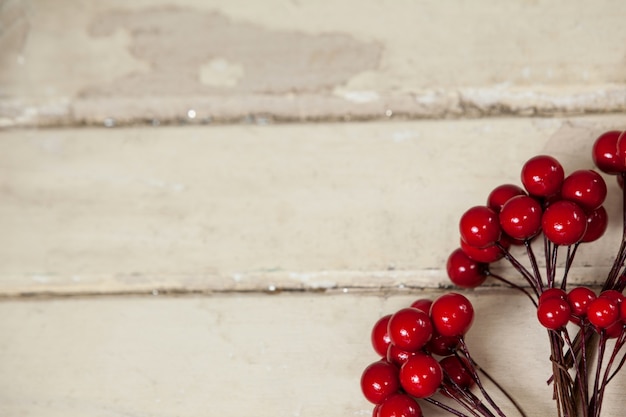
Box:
537;287;626;334
447;153;609;291
360;130;626;417
361;293;502;417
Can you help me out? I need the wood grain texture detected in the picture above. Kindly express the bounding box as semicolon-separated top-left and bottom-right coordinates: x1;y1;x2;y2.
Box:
1;115;626;296
0;291;624;417
1;0;625;127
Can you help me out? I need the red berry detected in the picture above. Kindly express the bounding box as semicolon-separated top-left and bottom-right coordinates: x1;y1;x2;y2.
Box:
560;170;607;212
440;356;474;391
541;200;587;246
616;131;626;167
499;195;543;240
539;288;567;304
537;297;571;330
399;353;443;398
487;184;527;213
582;206;608;243
521;155;564;197
460;237;508;264
373;404;381;417
371;315;393;357
446;248;488;288
620;298;626;322
599;290;625;305
426;332;460;356
459;206;502;248
410;299;432;314
430;293;474;337
361;360;401;404
377;393;423;417
387;308;433;352
593;131;625;174
387;344;418;367
604;321;624;339
567;287;596;318
587;297;620;329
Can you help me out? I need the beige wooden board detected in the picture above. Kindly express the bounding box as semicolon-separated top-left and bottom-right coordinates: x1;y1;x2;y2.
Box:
1;0;626;127
1;115;626;296
0;291;625;417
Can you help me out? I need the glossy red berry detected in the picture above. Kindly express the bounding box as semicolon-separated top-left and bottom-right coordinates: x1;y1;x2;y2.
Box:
387;308;433;351
361;360;401;404
587;297;620;329
599;290;625;305
560;170;607;212
377;393;423;417
440;356;474;391
410;299;432;314
399;353;443;398
426;332;460;356
541;200;588;246
539;288;567;304
499;195;543;241
460;237;508;264
617;131;626;167
593;131;625;174
430;293;474;337
620;298;626;322
487;184;527;213
537;297;571;330
567;287;596;318
446;248;488;288
387;344;418;367
459;206;502;248
582;206;608;243
604;321;624;339
371;315;393;357
521;155;564;197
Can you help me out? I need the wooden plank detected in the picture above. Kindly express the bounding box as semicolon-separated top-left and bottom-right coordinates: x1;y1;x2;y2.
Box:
1;0;626;127
0;291;624;416
1;116;626;295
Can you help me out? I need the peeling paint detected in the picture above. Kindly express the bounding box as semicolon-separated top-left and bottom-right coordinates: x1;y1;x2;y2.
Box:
85;7;382;96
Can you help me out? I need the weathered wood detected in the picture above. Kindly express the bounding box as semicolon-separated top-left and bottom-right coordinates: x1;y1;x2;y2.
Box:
1;0;626;127
0;291;624;417
1;116;626;296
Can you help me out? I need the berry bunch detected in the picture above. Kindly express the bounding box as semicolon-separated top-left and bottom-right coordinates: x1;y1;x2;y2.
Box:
362;292;518;417
360;130;626;417
445;130;626;417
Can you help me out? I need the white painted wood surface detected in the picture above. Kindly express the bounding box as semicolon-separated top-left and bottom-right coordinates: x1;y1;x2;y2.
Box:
2;1;626;416
2;116;626;296
1;0;626;126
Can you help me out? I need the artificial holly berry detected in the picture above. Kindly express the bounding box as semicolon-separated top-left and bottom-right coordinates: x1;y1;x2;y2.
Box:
440;355;474;391
446;248;488;288
361;360;401;404
429;293;474;337
371;315;393;357
499;195;543;241
593;131;626;174
537;297;571;330
587;297;620;330
410;299;433;314
399;353;443;398
387;344;418;367
426;332;460;356
459;206;502;248
582;206;608;243
487;184;527;213
521;155;565;197
387;308;433;351
460;237;508;264
377;393;423;417
560;169;607;212
539;288;567;303
541;200;588;246
567;286;596;318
